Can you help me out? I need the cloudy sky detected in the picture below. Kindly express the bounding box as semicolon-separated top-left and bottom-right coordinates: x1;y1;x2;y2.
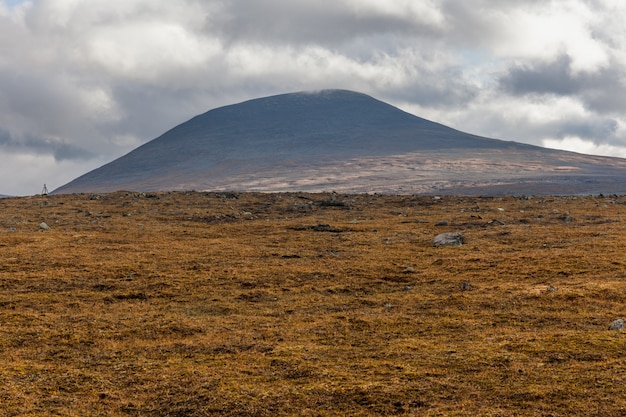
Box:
1;0;626;195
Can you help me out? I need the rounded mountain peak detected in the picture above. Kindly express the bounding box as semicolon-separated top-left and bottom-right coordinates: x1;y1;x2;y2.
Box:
54;89;554;195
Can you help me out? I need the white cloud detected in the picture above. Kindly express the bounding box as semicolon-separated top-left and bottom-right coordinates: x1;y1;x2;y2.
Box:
225;44;437;93
345;0;445;27
543;136;626;158
0;152;107;196
86;22;222;82
77;86;120;122
443;1;611;75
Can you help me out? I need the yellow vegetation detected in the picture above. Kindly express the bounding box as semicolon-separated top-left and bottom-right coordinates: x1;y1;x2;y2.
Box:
0;191;625;416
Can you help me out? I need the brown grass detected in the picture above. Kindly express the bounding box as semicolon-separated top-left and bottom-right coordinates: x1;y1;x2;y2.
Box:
1;191;625;416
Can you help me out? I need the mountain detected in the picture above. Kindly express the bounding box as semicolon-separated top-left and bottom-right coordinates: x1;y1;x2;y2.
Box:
54;89;626;195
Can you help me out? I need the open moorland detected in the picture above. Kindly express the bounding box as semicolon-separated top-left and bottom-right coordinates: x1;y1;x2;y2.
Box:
1;191;626;416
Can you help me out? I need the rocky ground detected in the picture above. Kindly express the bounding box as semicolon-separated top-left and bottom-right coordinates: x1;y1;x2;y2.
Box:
1;191;625;416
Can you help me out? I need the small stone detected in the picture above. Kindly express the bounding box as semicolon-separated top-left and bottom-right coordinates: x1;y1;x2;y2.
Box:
461;281;473;291
292;203;312;212
558;213;573;223
547;285;557;292
433;232;464;247
39;222;50;230
609;319;625;331
404;266;415;273
435;220;449;226
402;285;412;291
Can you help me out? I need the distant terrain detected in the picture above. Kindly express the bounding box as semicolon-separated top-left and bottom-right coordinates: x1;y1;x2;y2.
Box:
1;191;625;415
54;90;626;196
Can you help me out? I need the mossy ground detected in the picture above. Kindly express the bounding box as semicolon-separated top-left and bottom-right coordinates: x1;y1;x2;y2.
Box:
1;191;625;416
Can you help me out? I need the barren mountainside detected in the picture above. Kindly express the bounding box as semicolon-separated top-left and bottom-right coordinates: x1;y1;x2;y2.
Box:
54;90;626;195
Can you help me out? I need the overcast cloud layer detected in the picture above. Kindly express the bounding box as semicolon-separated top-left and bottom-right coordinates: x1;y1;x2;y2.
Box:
1;0;626;195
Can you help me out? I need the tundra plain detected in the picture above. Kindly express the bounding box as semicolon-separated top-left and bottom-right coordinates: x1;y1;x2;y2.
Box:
1;191;625;416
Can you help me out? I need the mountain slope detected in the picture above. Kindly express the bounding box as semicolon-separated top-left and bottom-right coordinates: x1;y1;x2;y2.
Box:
54;90;626;195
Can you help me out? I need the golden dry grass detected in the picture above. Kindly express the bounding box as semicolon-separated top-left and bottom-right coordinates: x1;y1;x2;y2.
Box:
1;191;625;416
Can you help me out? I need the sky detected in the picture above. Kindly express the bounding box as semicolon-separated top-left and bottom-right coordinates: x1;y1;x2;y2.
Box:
1;0;626;195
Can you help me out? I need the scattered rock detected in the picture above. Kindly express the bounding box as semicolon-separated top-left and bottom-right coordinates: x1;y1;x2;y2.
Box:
112;292;148;301
433;232;464;247
318;198;347;207
557;212;574;223
39;222;50;230
290;203;312;212
311;224;343;232
400;219;428;224
609;319;624;331
216;192;239;199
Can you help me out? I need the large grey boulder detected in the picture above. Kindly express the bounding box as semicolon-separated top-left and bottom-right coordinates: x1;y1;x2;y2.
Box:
433;232;464;247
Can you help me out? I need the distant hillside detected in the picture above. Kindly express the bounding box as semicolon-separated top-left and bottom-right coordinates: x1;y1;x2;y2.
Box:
54;89;626;195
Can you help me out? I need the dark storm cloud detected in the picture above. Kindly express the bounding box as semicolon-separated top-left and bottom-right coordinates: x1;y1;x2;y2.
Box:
555;118;618;143
209;1;445;48
383;64;479;108
48;142;94;161
530;116;621;147
500;54;626;115
0;128;93;161
500;55;582;96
